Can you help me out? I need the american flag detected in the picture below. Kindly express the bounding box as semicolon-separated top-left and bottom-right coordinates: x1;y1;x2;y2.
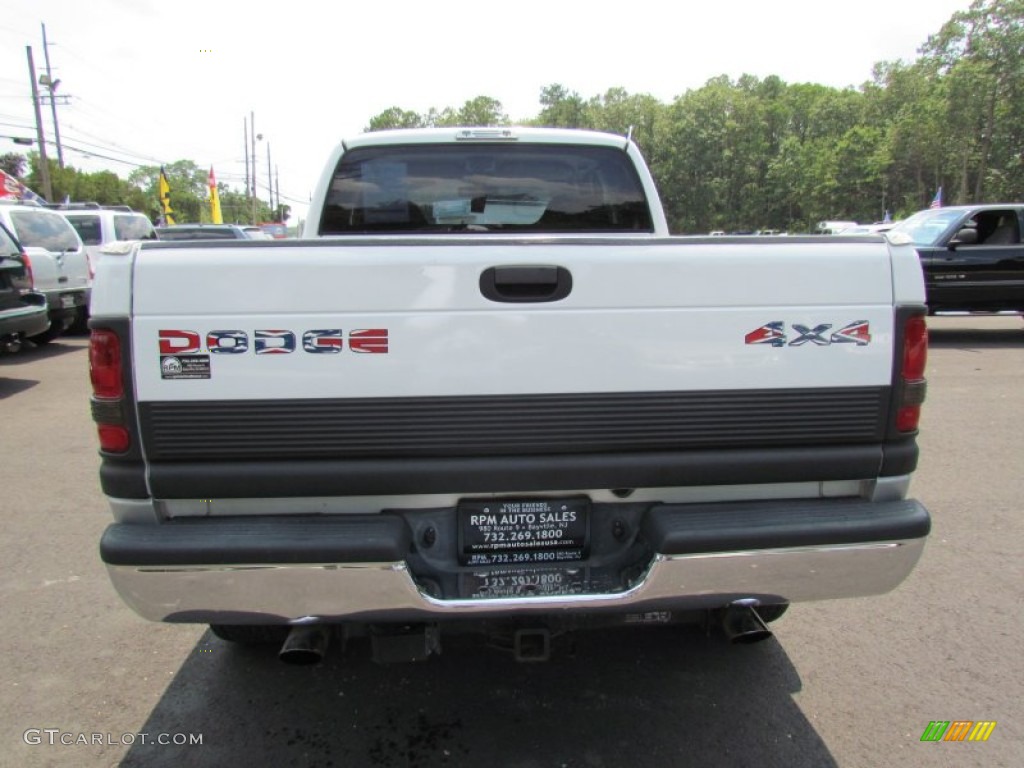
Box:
0;169;46;204
929;187;943;209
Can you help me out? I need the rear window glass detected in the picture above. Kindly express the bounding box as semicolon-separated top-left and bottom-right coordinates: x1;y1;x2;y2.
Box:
66;214;102;245
115;214;157;240
8;210;81;252
156;227;242;241
319;143;653;235
0;222;20;254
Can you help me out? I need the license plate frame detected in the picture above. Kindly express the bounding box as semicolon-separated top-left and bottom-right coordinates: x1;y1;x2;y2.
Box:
457;497;590;566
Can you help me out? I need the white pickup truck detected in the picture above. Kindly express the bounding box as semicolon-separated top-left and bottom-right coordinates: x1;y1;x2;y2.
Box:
91;127;931;663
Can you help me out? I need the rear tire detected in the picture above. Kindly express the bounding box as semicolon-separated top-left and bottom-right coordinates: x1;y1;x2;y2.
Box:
209;624;290;646
67;307;89;335
29;322;64;346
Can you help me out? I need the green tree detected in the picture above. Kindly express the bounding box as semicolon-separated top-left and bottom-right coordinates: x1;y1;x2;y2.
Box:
587;88;663;155
215;187;276;224
535;84;592;128
366;107;425;132
25;154;149;210
0;152;27;178
453;96;508;126
921;0;1024;202
366;96;508;132
128;160;210;223
866;60;947;214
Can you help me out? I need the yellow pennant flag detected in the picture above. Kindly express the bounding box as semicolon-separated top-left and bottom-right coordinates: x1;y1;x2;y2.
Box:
208;166;223;224
158;167;176;225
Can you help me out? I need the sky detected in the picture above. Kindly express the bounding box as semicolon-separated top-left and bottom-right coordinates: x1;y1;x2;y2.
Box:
0;0;972;225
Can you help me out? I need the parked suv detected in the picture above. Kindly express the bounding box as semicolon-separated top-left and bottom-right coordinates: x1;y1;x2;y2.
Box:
60;204;157;273
0;220;49;353
0;200;89;341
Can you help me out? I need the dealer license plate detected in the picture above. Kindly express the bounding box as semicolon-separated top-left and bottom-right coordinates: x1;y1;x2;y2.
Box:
458;497;589;566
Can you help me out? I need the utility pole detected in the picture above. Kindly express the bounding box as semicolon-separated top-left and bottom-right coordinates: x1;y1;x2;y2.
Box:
26;46;53;202
275;166;280;224
250;111;258;225
243;117;250;203
266;141;273;222
40;23;64;169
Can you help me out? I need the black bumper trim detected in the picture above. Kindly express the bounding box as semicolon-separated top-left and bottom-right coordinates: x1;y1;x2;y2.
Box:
142;443;916;500
642;498;930;555
100;515;412;566
100;497;930;570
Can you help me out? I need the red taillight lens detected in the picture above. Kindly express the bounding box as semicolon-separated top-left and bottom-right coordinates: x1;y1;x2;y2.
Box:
897;314;928;432
902;315;928;381
14;251;33;292
97;424;131;453
90;330;129;453
90;330;123;398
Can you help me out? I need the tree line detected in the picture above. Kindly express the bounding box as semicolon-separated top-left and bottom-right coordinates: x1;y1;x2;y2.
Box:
365;0;1023;234
3;0;1020;233
0;154;283;226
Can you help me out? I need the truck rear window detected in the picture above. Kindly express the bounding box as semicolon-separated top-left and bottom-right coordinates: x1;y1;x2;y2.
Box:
319;144;653;234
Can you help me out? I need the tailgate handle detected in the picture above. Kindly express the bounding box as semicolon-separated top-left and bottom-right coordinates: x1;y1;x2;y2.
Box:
480;265;572;303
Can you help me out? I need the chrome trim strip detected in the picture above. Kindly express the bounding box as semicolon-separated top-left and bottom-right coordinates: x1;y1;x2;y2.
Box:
157;481;866;518
106;538;926;623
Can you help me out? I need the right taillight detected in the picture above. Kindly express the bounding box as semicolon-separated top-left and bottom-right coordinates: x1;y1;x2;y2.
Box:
90;330;130;452
896;313;928;432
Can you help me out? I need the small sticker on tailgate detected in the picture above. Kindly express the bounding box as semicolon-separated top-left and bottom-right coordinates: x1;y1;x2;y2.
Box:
161;355;211;380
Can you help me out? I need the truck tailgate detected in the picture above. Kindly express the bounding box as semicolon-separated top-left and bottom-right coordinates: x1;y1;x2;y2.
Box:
131;237;895;402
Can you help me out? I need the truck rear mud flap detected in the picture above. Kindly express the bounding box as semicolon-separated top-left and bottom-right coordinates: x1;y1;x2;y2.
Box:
100;498;929;624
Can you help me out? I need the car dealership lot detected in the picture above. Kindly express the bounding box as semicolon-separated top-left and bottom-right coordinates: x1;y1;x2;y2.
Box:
1;316;1021;768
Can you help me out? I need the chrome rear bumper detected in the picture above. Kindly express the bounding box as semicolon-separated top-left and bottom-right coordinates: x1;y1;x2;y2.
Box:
104;537;926;624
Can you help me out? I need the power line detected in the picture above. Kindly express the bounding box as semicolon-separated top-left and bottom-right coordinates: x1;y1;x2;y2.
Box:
3;120;308;204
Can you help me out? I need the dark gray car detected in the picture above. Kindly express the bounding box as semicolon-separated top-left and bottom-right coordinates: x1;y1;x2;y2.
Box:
0;221;49;354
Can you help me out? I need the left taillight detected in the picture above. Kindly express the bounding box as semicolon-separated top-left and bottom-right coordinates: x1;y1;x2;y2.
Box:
90;330;122;397
90;330;129;452
896;313;928;433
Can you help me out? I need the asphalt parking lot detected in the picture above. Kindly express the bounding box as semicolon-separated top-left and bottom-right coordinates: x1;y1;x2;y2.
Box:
1;315;1021;768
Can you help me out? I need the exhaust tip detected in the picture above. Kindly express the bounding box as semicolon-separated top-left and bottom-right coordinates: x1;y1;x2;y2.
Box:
721;603;774;645
279;625;330;665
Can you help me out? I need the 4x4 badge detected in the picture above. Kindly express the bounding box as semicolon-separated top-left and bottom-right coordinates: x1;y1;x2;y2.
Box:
746;321;871;347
